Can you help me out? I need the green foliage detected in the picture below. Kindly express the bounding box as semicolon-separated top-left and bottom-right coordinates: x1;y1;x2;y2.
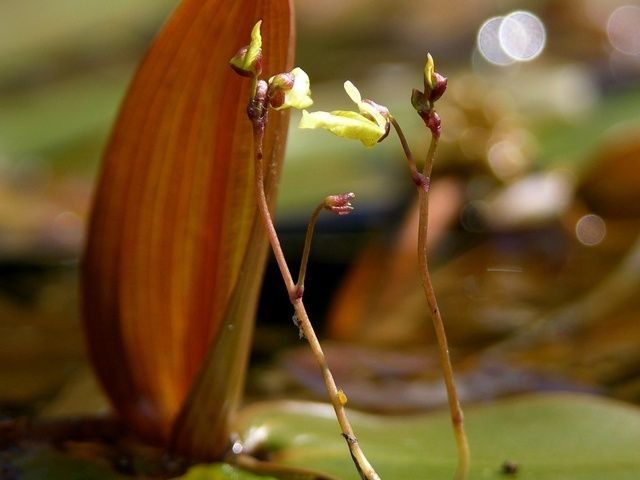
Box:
178;464;278;480
236;394;640;479
536;88;640;167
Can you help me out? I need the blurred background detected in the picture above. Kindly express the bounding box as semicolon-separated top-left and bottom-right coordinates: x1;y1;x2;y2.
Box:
1;0;639;420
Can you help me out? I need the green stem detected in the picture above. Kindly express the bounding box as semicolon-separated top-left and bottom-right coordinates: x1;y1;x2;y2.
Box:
391;117;422;185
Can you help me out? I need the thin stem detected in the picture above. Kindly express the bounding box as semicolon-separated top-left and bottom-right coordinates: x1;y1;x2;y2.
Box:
252;125;381;480
296;203;324;295
419;135;470;480
391;117;422;186
393;120;470;479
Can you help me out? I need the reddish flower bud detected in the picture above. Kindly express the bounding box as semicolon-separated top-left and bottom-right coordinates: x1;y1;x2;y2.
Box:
412;88;433;113
269;72;295;91
269;89;286;109
429;72;448;102
229;46;263;77
268;68;313;111
229;21;263;78
324;192;356;216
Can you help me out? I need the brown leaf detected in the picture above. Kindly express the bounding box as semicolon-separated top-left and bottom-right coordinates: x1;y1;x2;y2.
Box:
81;0;294;446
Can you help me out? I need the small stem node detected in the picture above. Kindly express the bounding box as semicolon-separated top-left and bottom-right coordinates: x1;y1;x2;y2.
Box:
289;286;304;303
412;171;430;192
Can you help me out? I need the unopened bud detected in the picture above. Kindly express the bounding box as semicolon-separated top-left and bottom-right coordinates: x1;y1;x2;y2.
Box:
269;90;286;109
419;53;447;104
424;53;435;91
429;72;447;102
324;192;355;216
411;88;430;113
229;21;263;78
268;68;313;111
269;72;295;90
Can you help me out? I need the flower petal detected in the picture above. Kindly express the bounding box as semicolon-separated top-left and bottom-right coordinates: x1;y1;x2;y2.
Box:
245;20;263;68
299;110;384;147
343;80;387;133
424;53;435;90
344;80;362;105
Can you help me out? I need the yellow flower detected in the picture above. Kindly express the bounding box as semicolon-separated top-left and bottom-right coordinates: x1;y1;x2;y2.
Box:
299;81;389;147
268;67;313;110
229;20;263;77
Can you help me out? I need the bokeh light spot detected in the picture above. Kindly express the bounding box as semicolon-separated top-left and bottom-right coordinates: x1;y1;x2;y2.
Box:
499;11;546;61
607;5;640;55
487;140;528;180
575;214;607;246
477;17;515;66
477;12;546;66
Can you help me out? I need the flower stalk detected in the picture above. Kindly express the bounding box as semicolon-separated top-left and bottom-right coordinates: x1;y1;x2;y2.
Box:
235;21;380;480
252;125;380;480
395;54;470;479
416;133;470;480
296;193;355;298
301;50;470;478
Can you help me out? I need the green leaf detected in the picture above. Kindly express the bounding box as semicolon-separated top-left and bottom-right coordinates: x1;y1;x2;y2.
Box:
236;394;640;479
177;463;278;480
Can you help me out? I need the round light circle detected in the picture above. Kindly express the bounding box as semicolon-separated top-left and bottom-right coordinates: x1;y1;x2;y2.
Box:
575;214;606;246
499;11;546;61
477;17;515;65
607;5;640;55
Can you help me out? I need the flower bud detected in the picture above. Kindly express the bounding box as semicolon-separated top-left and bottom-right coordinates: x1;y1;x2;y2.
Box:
411;88;430;113
269;72;295;90
423;53;435;91
268;68;313;111
324;192;356;216
429;72;448;102
229;21;263;78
